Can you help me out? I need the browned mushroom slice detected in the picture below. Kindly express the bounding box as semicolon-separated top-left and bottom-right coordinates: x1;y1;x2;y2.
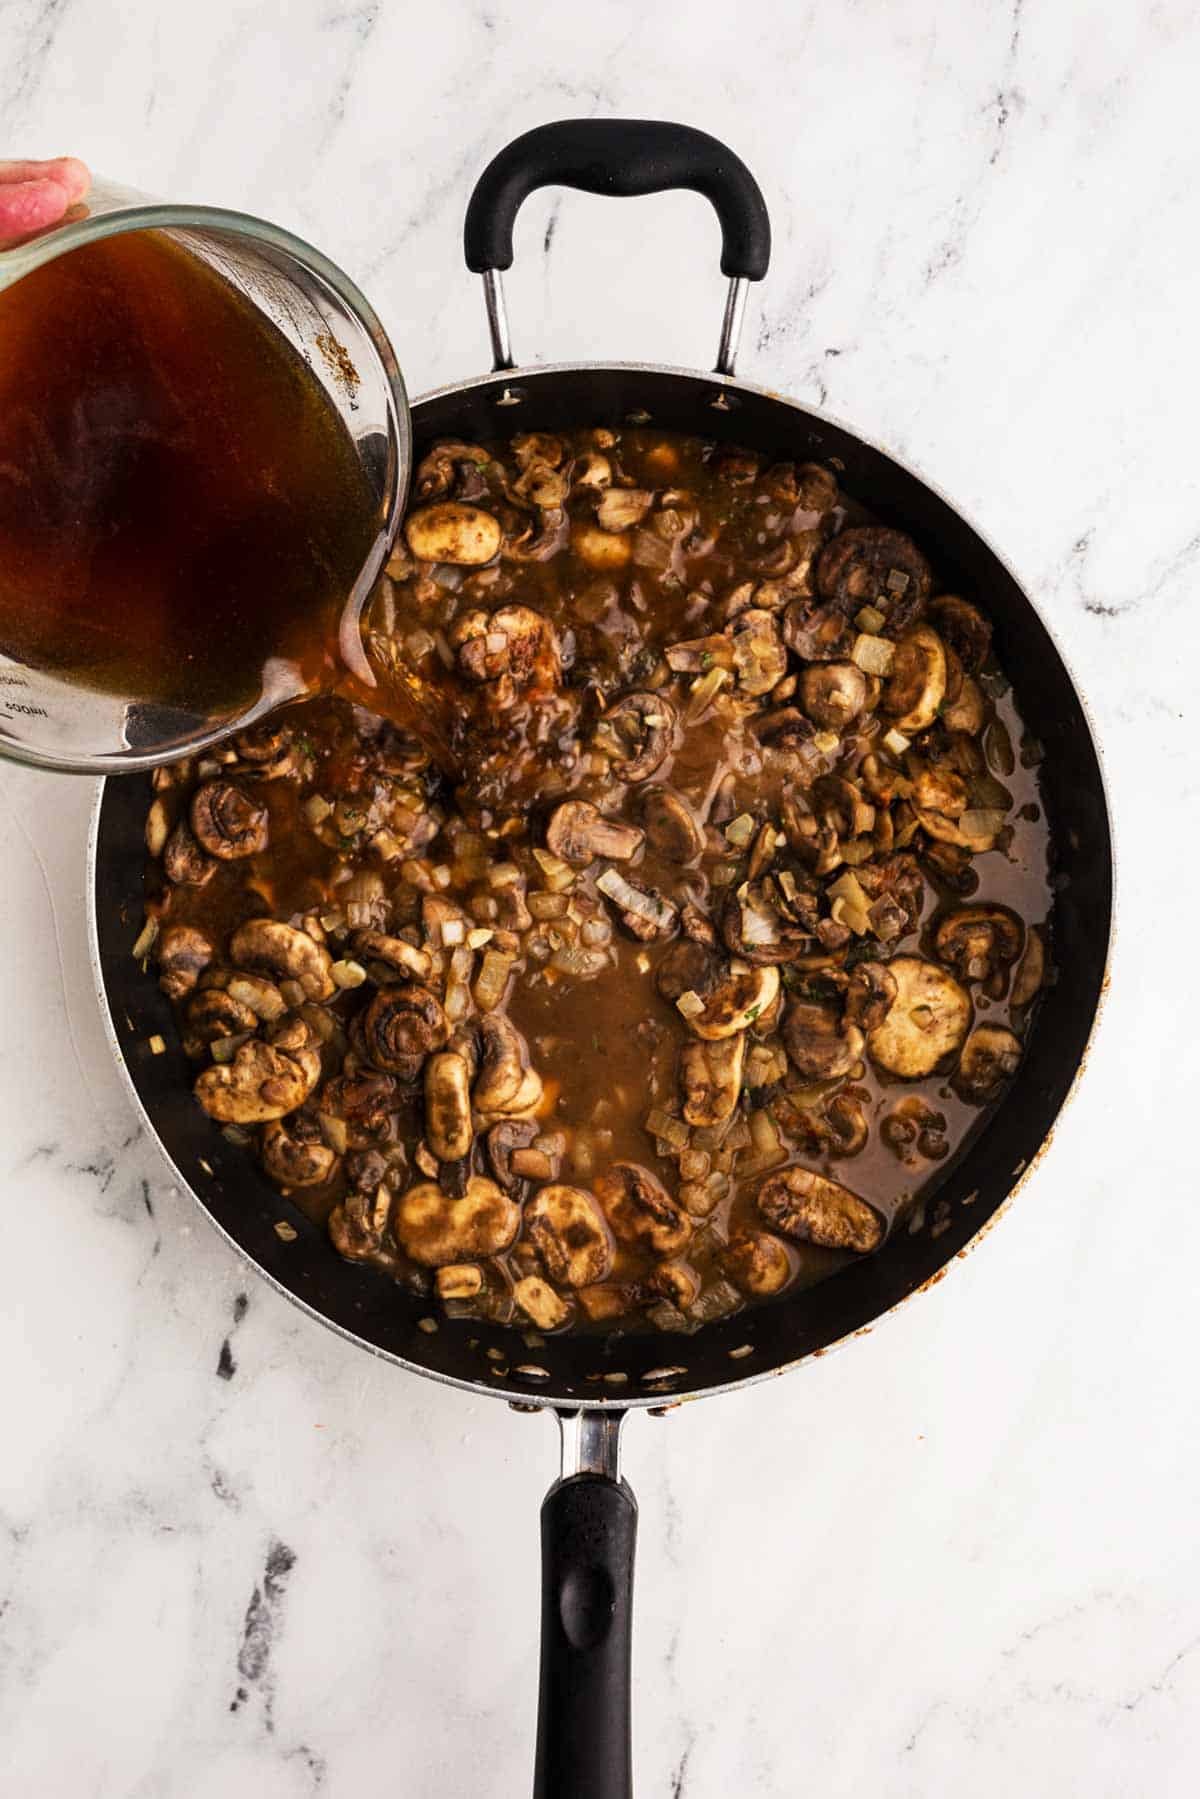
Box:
1010;927;1045;1010
954;1024;1022;1101
190;781;268;860
595;487;654;532
933;904;1024;986
783;594;855;663
639;786;704;864
844;960;898;1031
595;1162;692;1257
817;527;931;635
393;1176;520;1267
473;1013;530;1113
194;1037;319;1125
866;955;971;1078
668;947;780;1043
505;508;570;562
910;763;970;817
511;457;568;508
680;1032;746;1127
854;853;925;942
782;1001;864;1080
595;867;677;941
712;446;761;485
525;1184;614;1286
350;929;432;983
229;919;335;1002
730;610;788;697
879;626;947;735
799;662;869;731
163;821;215;887
598;692;677;783
260;1115;338;1187
413;440;491;503
424;1051;474;1162
455;603;558;689
545;800;644;867
317;1071;399;1149
723;1230;791;1296
656;937;723;1006
941;675;986;735
405;501;501;566
721;881;814;966
513;1275;571;1331
157;925;214;1000
758;1167;884;1254
234;721;296;775
329;1182;393;1263
929;595;992;673
485;1118;539;1190
360;982;448;1078
187;986;258;1045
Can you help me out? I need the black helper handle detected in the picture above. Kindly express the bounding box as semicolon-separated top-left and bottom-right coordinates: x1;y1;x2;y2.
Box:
534;1471;638;1799
464;118;770;280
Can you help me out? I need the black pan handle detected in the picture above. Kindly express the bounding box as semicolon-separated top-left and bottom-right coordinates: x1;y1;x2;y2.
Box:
464;118;770;280
534;1415;636;1799
464;119;771;373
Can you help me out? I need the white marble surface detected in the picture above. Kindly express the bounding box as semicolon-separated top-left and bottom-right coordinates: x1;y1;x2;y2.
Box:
1;1;1197;1793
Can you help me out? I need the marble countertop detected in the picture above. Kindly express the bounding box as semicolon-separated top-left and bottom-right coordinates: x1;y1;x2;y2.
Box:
2;2;1196;1793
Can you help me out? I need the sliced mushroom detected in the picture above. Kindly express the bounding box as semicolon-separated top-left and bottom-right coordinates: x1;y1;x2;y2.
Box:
782;1001;864;1080
360;982;448;1079
688;962;779;1042
328;1182;393;1262
194;1036;319;1124
598;692;676;783
436;1262;484;1301
545;800;644;867
730;609;788;697
512;458;568;508
844;960;898;1031
225;973;287;1022
941;675;986;736
954;1024;1022;1102
479;1065;544;1122
817;527;931;634
680;1032;746;1127
393;1176;520;1267
513;1274;571;1331
595;867;677;941
230;919;335;1002
317;1071;399;1149
933;904;1024;986
485;1118;539;1190
723;1230;791;1296
595;1162;692;1257
929;595;992;673
639;786;704;863
260;1115;338;1187
454;603;557;689
424;1051;473;1162
571;521;632;570
413;440;491;503
758;1167;884;1253
879;626;947;735
910;763;969;817
157;925;214;1000
799;662;869;731
350;929;432;983
190;782;268;860
235;721;296;776
721;882;814;966
1010;927;1045;1010
187;986;258;1044
473;1013;529;1113
783;595;855;663
504;507;570;563
595;487;654;532
525;1184;614;1286
163;821;215;887
405;501;501;566
854;853;925;942
866;955;971;1078
656;937;723;1006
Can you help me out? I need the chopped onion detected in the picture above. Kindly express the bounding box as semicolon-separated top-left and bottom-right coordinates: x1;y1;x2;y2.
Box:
676;990;706;1020
148;1034;166;1056
686;665;729;722
645;1107;689;1150
852;632;896;676
304;793;333;826
319;1114;348;1155
131;915;159;960
330;959;367;989
532;847;575;892
474;949;513;1012
467;926;494;949
724;812;756;848
959;808;1006;840
882;727;910;757
812;730;840;754
440;917;465;947
855;604;886;633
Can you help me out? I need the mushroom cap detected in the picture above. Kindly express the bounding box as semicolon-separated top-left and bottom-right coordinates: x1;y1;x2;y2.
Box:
260;1117;338;1187
817;527;931;633
724;1230;791;1296
525;1184;614;1287
473;1013;529;1113
933;904;1024;983
360;982;448;1078
954;1024;1022;1102
758;1167;884;1253
639;786;704;864
194;1037;319;1125
799;661;869;730
879;625;947;736
782;1001;865;1080
187;986;258;1044
424;1051;474;1163
393;1176;520;1267
405;501;502;566
929;594;992;674
599;692;677;783
229;919;335;1002
157;925;214;1001
190;781;269;860
680;1032;746;1127
163;821;215;887
545;800;644;867
317;1071;400;1148
866;955;971;1078
595;1162;692;1257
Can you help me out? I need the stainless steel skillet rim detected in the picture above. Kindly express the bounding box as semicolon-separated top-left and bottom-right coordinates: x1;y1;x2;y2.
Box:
84;355;1117;1413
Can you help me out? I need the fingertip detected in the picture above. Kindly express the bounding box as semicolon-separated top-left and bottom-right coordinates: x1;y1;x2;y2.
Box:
0;177;71;243
51;156;92;205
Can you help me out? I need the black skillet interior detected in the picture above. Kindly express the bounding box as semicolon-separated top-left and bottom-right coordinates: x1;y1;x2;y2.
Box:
93;366;1112;1406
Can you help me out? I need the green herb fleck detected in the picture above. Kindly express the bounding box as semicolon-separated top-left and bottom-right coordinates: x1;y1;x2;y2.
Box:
700;652;716;671
745;1004;761;1023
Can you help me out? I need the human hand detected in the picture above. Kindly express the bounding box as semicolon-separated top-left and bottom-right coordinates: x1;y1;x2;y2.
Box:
0;158;91;245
